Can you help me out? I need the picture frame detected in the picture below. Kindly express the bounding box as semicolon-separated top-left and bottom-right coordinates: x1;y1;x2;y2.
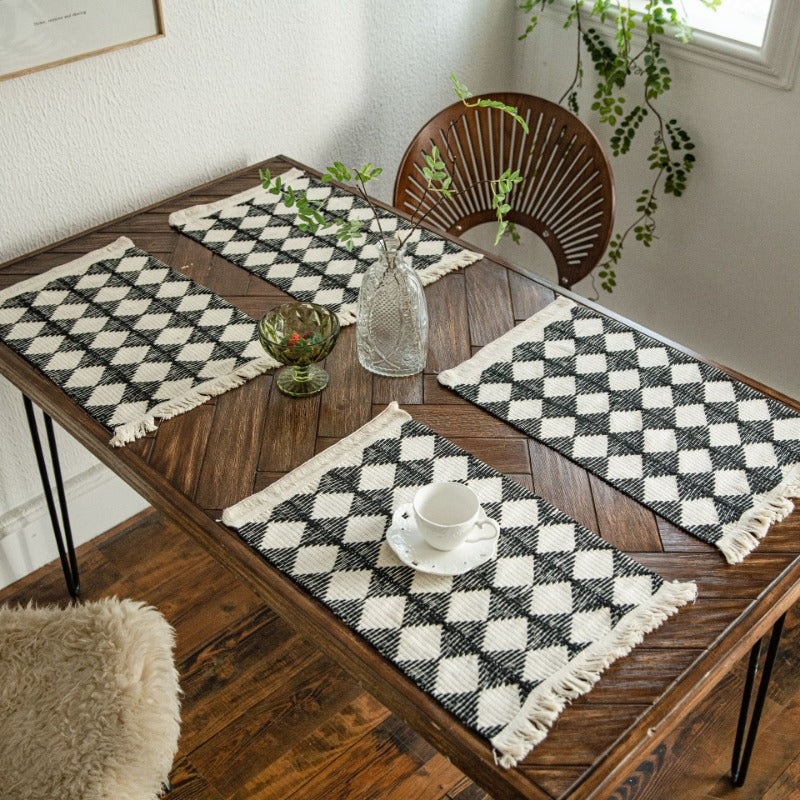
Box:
0;0;164;82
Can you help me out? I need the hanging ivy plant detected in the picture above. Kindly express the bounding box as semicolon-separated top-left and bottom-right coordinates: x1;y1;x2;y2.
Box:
518;0;720;292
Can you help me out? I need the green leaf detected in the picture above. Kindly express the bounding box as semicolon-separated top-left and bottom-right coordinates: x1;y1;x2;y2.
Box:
327;162;351;182
355;163;383;182
450;72;472;100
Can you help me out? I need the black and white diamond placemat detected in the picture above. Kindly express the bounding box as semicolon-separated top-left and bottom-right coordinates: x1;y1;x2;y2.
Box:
0;237;275;446
439;297;800;564
169;168;482;324
222;402;695;766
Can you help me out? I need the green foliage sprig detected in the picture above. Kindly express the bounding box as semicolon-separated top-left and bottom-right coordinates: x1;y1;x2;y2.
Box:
519;0;720;292
260;74;526;254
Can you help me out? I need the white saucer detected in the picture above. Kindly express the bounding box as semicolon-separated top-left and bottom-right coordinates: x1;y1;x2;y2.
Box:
385;511;498;576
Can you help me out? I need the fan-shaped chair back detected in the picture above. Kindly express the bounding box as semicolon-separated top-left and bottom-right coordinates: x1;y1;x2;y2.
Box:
394;93;615;288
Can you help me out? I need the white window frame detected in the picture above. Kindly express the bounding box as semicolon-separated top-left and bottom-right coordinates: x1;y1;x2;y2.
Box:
551;0;800;90
664;0;800;89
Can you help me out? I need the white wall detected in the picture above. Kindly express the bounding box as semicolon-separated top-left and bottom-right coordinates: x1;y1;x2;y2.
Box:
0;0;517;588
507;11;800;402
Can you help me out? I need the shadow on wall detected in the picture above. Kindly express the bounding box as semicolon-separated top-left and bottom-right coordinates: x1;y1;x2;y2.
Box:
308;2;520;208
462;223;597;298
462;223;556;279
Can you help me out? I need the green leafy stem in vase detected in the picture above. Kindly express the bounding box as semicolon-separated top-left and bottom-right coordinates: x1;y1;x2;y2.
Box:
259;74;528;254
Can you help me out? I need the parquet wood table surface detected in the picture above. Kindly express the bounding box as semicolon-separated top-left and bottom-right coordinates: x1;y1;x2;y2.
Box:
2;156;799;800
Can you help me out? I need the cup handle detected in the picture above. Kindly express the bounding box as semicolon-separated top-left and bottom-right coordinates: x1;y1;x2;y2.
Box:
392;503;413;528
466;514;500;543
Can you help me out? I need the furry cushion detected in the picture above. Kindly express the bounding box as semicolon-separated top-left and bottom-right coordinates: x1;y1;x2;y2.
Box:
0;598;181;800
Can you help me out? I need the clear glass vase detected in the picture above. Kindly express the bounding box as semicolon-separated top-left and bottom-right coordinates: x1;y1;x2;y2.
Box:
356;237;428;377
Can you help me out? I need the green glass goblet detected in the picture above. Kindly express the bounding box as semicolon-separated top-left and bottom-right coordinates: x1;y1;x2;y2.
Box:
258;302;340;397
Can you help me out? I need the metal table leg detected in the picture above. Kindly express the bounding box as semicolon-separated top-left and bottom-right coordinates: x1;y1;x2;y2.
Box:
23;395;80;598
730;612;786;786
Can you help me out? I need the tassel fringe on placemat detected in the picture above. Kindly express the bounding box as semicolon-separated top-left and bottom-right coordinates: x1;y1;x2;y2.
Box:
0;237;277;449
169;169;484;328
490;579;698;766
221;401;697;766
109;355;278;447
438;296;800;563
717;465;800;563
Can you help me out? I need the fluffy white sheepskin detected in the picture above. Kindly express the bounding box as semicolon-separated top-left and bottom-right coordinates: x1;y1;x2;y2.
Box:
0;598;181;800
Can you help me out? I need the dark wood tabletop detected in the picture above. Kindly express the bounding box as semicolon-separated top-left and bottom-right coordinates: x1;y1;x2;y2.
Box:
1;156;798;800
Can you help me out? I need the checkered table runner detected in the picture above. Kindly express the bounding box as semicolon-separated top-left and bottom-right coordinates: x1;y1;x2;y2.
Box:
169;168;482;324
222;402;695;766
0;237;274;446
439;297;800;564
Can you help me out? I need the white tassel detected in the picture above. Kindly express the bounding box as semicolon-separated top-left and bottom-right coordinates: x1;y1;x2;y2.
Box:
222;403;410;527
491;579;698;767
0;237;135;304
110;356;277;447
168;169;305;227
717;465;800;564
109;417;159;447
438;296;575;387
418;248;484;285
336;308;358;326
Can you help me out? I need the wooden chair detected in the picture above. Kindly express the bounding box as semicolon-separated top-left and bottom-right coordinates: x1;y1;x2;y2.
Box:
394;93;615;289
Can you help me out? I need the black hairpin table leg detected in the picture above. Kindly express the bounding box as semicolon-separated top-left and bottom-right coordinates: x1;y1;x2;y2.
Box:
22;395;80;598
730;611;786;786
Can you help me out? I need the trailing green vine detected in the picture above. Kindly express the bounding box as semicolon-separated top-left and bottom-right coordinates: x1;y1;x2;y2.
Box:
519;0;720;292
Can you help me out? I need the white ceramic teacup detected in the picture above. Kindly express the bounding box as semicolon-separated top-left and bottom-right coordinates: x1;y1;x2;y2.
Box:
394;482;500;552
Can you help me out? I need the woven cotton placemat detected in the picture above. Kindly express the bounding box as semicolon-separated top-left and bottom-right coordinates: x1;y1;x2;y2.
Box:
169;168;482;325
439;296;800;564
0;237;275;446
222;402;695;766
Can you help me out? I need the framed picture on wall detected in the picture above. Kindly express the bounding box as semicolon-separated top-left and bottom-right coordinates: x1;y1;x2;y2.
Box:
0;0;164;81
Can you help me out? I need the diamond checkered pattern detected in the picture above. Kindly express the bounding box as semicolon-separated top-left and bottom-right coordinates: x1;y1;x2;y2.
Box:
0;239;265;440
169;170;478;322
223;406;674;750
439;298;800;559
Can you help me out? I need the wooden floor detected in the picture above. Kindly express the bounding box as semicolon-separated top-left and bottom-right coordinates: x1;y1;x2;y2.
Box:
2;509;798;800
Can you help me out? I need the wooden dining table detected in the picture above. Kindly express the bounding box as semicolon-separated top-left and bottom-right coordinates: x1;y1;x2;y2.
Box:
1;155;798;800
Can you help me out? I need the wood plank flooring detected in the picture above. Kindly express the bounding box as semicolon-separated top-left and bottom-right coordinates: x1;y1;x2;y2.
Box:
1;509;798;800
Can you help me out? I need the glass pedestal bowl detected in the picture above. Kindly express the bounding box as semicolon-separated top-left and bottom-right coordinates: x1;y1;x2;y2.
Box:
258;302;340;397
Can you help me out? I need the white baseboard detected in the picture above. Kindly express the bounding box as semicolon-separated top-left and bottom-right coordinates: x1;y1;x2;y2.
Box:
0;464;149;591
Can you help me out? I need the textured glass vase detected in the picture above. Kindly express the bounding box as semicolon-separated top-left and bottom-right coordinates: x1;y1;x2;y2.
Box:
356;237;428;377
